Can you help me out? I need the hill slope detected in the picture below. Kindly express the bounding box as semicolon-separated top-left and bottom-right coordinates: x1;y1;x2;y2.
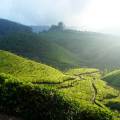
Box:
0;50;64;83
0;51;120;119
103;70;120;88
0;73;116;120
39;30;120;70
0;32;79;70
0;19;31;35
1;19;120;70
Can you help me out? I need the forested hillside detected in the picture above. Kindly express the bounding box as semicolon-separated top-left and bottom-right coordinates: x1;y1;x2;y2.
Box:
0;19;120;71
0;32;79;70
0;19;31;35
39;30;120;70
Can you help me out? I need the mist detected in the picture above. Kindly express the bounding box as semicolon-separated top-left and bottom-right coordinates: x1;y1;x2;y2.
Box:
0;0;88;25
0;0;120;35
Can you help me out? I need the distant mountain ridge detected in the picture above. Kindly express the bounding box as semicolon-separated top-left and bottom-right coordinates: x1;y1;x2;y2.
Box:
39;30;120;70
31;25;50;33
0;19;31;35
0;18;120;71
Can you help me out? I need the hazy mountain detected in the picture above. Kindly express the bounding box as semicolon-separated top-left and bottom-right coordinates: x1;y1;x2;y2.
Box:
39;30;120;71
0;19;31;35
1;19;120;71
0;31;79;70
31;25;50;33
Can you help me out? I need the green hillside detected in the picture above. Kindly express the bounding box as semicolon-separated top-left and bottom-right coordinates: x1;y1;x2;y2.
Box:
103;70;120;88
0;32;79;70
1;19;120;71
0;50;120;119
0;50;65;83
102;70;120;113
0;73;116;120
39;30;120;70
64;68;120;105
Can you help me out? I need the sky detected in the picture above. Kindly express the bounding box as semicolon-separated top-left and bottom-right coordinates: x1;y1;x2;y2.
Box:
0;0;120;35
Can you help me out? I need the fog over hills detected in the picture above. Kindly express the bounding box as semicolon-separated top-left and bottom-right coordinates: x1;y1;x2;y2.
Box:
0;17;120;120
0;0;120;119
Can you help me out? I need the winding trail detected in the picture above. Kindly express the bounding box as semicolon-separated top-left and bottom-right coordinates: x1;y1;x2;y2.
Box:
32;70;102;107
72;71;103;107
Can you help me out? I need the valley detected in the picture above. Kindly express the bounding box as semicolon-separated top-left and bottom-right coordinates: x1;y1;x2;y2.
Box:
0;19;120;119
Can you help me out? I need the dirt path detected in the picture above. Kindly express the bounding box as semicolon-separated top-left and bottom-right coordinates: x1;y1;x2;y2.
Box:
72;71;101;105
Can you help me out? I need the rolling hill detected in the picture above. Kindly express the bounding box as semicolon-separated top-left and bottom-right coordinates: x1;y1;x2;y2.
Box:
0;50;120;119
0;18;120;120
0;19;120;71
0;50;65;83
0;19;79;70
39;30;120;70
0;73;115;120
103;70;120;88
0;30;79;70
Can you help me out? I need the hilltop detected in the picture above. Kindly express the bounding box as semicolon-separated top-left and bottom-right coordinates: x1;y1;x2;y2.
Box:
0;19;31;35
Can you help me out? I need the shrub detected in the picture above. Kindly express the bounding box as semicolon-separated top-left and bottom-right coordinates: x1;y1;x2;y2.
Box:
0;73;114;120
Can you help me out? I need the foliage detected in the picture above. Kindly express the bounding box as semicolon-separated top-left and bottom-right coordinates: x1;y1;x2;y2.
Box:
39;30;120;70
0;50;64;83
0;19;120;119
0;51;120;120
0;32;79;70
1;19;120;70
0;73;115;120
103;70;120;87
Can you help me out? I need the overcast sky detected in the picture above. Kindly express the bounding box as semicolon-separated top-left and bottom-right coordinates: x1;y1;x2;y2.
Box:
0;0;120;35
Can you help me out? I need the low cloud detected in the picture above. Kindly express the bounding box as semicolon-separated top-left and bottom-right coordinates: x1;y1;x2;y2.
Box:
0;0;89;25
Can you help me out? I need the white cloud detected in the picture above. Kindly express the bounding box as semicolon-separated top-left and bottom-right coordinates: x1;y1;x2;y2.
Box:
0;0;120;35
79;0;120;33
0;0;89;25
